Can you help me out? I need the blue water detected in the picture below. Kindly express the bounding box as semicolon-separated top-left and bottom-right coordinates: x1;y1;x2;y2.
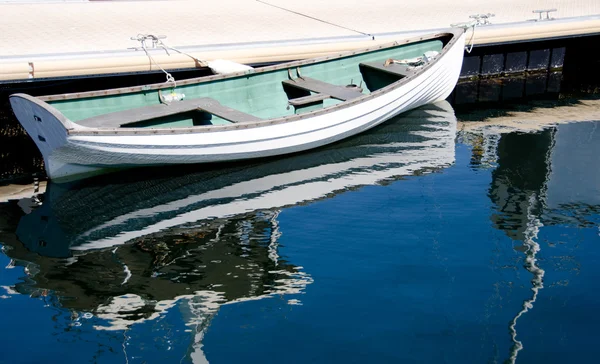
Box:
1;102;599;363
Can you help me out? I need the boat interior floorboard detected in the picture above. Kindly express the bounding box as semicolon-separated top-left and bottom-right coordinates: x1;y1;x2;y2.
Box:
77;97;261;128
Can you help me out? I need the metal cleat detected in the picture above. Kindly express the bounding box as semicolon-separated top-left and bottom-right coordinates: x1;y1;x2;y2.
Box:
468;13;495;26
129;34;167;51
532;9;557;21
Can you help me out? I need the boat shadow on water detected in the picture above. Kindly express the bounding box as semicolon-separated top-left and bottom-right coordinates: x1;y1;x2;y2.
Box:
0;101;457;345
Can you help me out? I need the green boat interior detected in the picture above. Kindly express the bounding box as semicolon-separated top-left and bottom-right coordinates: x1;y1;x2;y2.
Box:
46;38;447;129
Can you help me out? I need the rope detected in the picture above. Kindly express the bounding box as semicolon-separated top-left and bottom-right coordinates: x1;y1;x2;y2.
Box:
154;38;208;68
133;34;177;87
256;0;374;39
385;57;425;67
465;24;476;54
450;21;478;54
132;34;211;86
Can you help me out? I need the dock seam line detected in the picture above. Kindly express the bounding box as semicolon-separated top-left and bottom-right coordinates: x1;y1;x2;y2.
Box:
255;0;374;39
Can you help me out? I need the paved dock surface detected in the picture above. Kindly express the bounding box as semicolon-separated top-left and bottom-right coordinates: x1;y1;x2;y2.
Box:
2;0;599;56
1;0;599;81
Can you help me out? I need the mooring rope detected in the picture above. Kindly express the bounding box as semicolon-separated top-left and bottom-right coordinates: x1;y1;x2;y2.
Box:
450;20;478;53
132;34;212;87
132;34;177;87
256;0;374;39
465;24;476;53
153;38;208;68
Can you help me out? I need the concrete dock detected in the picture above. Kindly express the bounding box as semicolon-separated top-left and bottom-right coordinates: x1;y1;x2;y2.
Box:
1;0;600;81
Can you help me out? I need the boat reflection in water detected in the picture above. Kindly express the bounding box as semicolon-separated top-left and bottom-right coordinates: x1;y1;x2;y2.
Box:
3;101;457;361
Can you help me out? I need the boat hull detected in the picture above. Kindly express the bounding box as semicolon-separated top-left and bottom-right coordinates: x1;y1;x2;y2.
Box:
10;30;465;181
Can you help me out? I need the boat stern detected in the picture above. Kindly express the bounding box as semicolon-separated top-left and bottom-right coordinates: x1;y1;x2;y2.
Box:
8;93;94;180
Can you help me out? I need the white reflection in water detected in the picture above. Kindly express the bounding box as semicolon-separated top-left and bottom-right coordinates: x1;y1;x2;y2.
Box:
507;195;545;363
75;110;456;251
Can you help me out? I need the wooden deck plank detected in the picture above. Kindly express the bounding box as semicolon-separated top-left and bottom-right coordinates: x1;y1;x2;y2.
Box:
282;77;363;101
288;93;331;106
359;61;413;77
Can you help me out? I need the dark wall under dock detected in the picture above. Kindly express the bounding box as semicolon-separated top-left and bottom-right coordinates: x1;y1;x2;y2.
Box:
1;34;600;182
450;33;600;107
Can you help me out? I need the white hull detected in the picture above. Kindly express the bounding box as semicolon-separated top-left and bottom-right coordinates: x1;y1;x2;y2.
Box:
10;32;465;181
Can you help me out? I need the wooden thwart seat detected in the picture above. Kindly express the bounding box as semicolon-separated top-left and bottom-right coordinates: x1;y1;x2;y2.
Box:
77;97;261;128
359;61;414;78
282;77;363;102
288;93;331;107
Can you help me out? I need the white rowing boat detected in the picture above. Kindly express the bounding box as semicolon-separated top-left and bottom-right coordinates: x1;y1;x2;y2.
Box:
10;28;465;181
